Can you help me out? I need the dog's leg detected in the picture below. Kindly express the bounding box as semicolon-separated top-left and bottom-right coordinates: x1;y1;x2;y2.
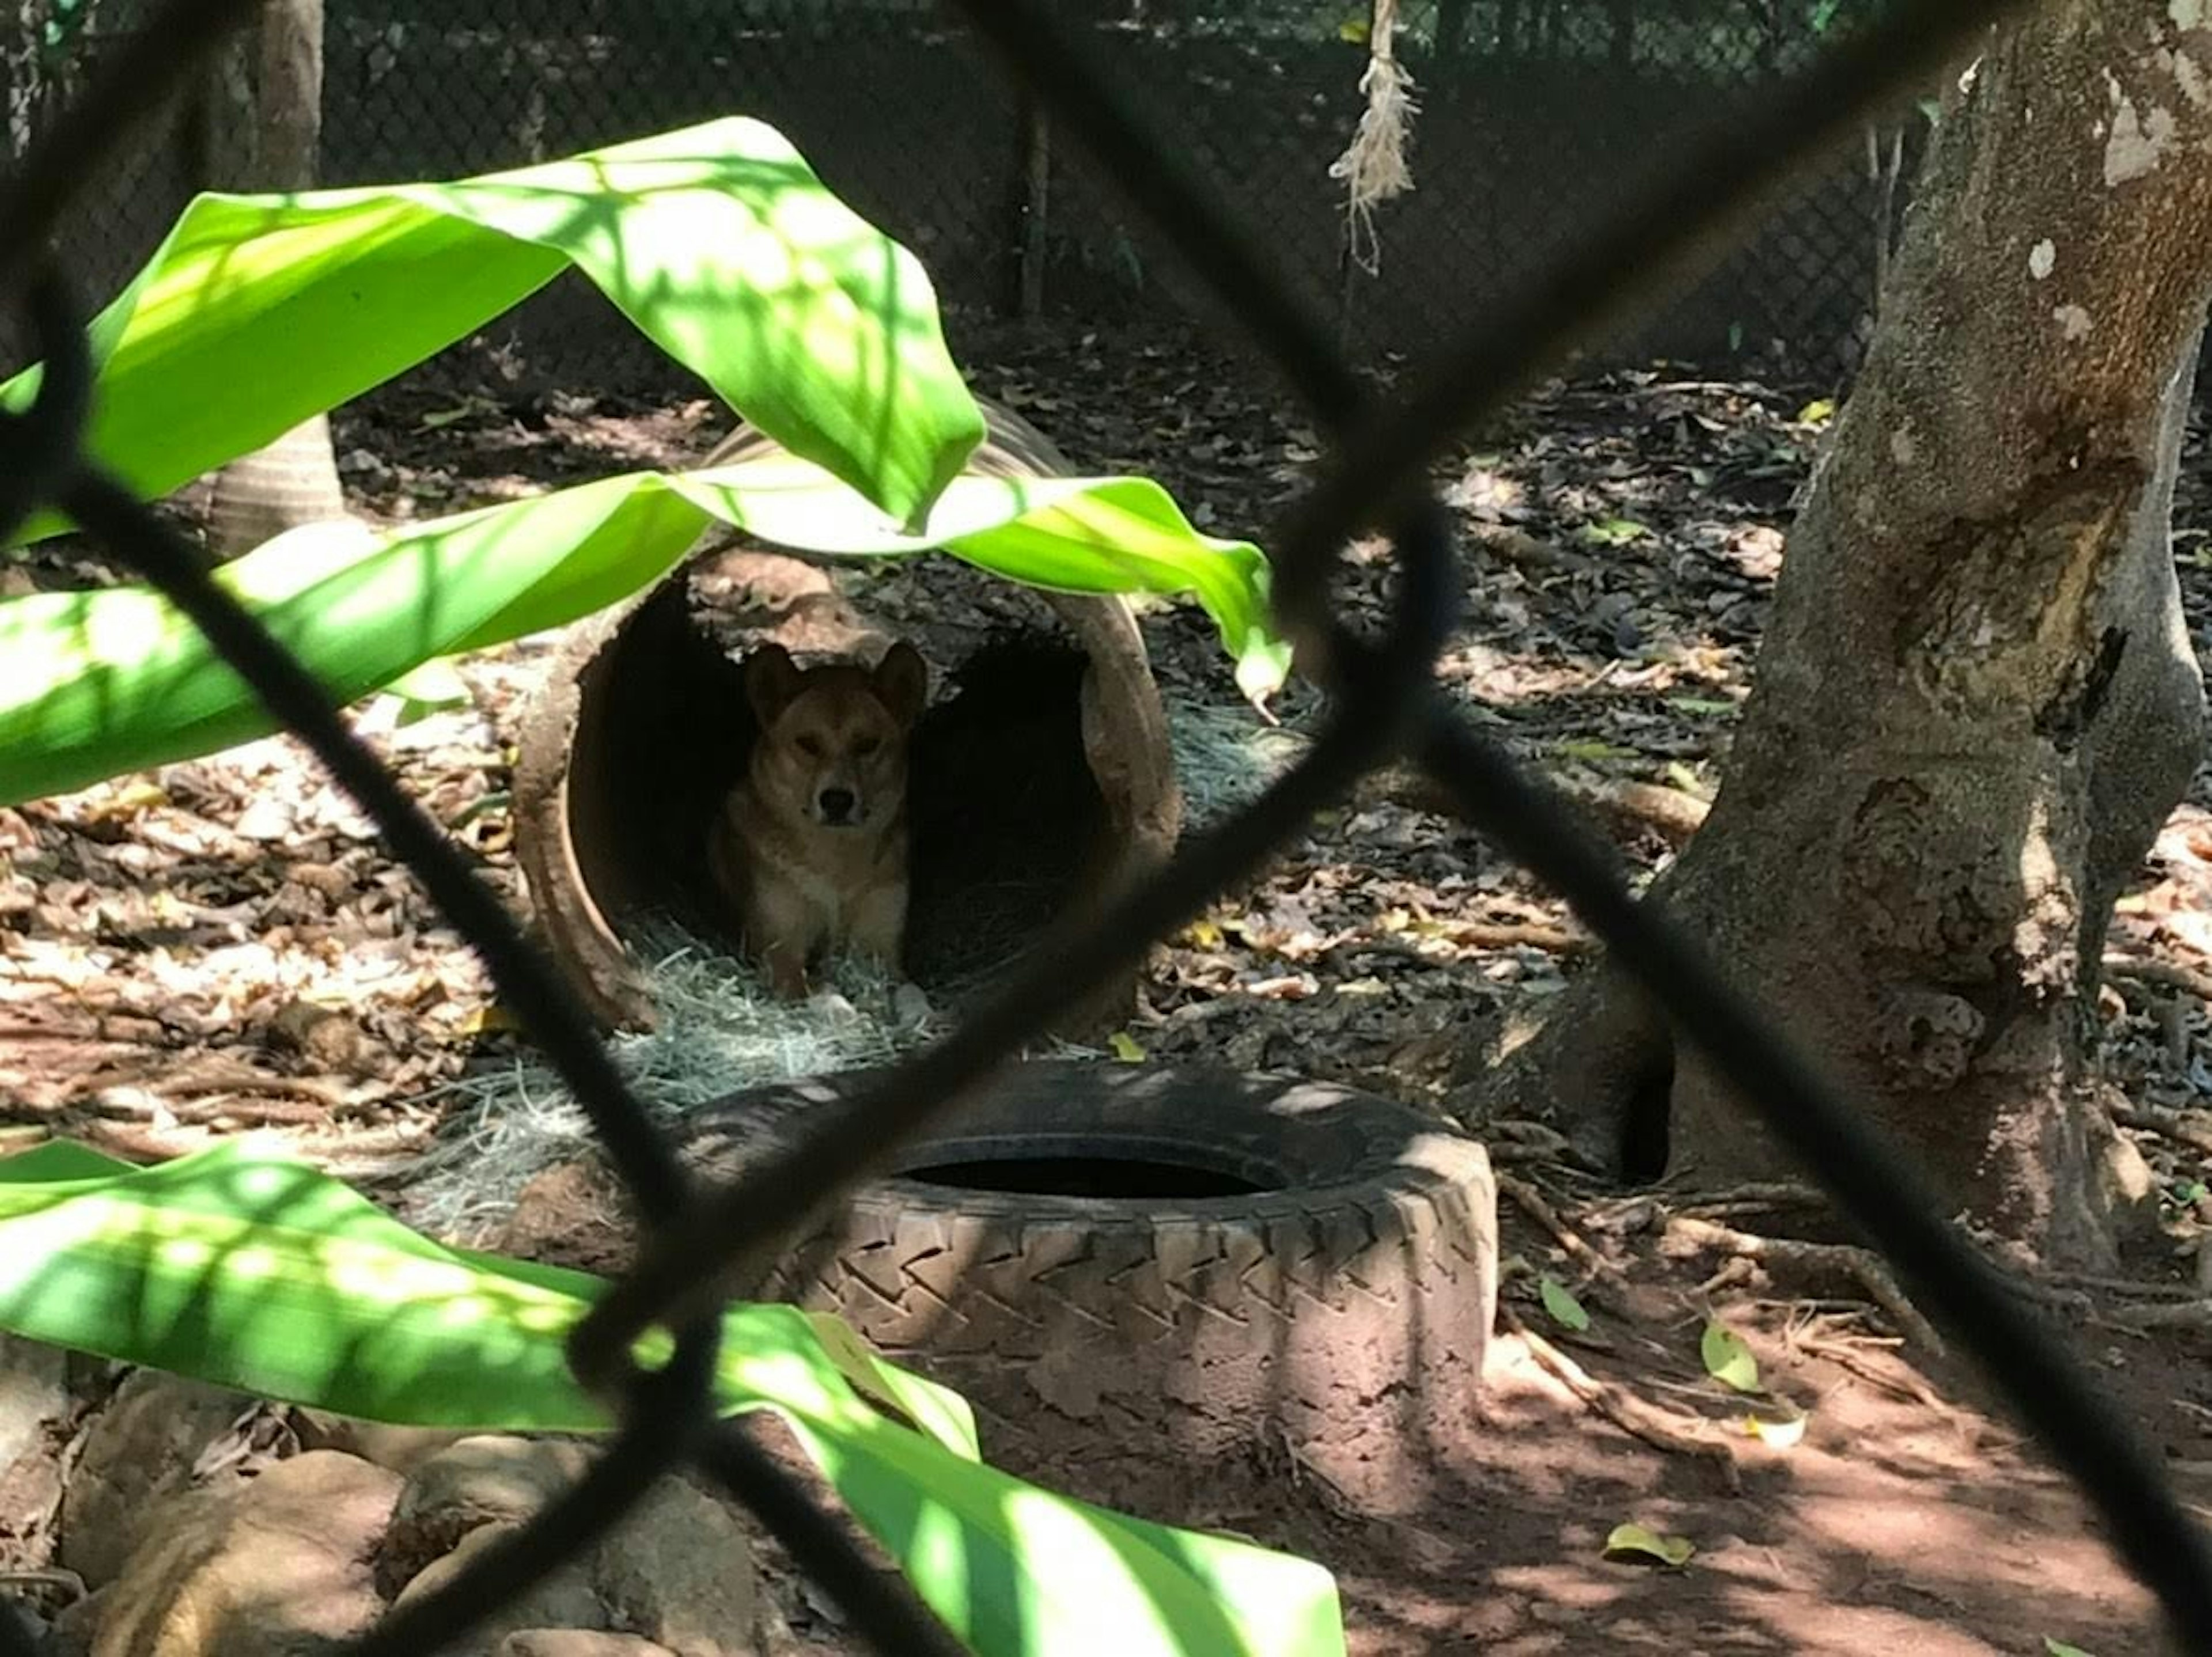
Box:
747;883;820;1000
846;884;909;977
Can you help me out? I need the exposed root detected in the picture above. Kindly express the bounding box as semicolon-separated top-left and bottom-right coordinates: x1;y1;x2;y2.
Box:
1662;1214;1948;1357
1502;1309;1742;1491
1672;1181;1829;1220
1562;778;1711;847
2107;1098;2212;1159
2104;1298;2212;1332
2103;952;2212;1006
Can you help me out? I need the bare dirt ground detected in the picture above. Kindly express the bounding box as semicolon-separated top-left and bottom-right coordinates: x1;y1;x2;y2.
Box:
5;315;2212;1653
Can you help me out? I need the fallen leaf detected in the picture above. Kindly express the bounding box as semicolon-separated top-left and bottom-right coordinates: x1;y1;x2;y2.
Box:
2043;1641;2098;1656
1604;1523;1694;1568
1701;1318;1760;1393
1181;919;1225;950
458;1003;522;1037
1108;1031;1146;1063
1539;1275;1591;1332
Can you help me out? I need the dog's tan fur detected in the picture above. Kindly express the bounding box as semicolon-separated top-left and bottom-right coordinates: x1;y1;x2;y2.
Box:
707;640;929;998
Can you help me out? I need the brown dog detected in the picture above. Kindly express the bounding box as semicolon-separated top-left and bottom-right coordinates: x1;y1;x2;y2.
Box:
707;640;929;998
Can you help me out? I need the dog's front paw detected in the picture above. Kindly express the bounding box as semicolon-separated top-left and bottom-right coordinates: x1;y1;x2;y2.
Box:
808;987;859;1021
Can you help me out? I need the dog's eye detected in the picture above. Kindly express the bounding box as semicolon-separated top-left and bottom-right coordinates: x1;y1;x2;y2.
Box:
796;734;825;758
853;735;881;757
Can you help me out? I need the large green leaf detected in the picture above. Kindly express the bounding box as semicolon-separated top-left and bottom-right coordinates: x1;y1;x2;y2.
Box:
0;454;1286;807
2;116;983;537
0;1139;1344;1657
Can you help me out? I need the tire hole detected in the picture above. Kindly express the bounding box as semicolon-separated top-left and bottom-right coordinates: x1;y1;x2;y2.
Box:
1616;1045;1675;1186
899;1155;1273;1199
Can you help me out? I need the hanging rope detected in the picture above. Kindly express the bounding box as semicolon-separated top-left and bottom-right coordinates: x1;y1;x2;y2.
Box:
1329;0;1419;277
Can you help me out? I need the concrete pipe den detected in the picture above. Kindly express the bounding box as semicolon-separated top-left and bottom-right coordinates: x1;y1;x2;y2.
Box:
510;397;1184;1037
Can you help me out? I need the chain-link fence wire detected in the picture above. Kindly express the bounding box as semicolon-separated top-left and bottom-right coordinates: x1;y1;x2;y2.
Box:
3;0;1934;389
5;0;2212;1654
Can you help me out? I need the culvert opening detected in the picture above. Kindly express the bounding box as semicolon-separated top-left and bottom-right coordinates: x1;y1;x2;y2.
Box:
543;568;1120;1004
899;1155;1274;1200
510;393;1184;1037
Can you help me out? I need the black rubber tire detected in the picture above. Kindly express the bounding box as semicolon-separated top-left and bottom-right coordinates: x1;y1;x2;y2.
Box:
685;1060;1497;1510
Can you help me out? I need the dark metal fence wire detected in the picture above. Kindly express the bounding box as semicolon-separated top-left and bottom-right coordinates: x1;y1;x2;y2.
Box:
2;0;2210;1653
19;0;1927;387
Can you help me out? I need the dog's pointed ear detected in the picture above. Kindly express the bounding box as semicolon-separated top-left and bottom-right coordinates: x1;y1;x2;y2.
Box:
744;644;802;726
873;641;929;731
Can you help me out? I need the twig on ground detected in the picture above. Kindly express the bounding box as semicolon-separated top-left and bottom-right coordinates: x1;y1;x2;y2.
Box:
1663;1213;1948;1356
1499;1170;1627;1283
1794;1326;1953;1415
1502;1307;1742;1491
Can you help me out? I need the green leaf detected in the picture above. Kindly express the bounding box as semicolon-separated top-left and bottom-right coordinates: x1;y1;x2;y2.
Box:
2;117;983;540
0;457;1284;807
1603;1523;1694;1568
376;657;473;725
2043;1641;2097;1656
1700;1318;1761;1393
0;1138;1345;1657
1795;398;1836;426
1537;1275;1590;1332
1580;517;1649;546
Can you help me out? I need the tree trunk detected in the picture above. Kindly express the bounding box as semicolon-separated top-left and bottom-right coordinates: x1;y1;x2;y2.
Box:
1503;0;2212;1265
204;0;347;557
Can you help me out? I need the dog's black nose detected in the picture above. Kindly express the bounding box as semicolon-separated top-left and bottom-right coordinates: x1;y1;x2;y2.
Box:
819;787;857;824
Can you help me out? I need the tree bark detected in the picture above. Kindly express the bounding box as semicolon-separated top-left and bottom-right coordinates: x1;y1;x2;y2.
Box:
203;0;347;557
1502;0;2212;1265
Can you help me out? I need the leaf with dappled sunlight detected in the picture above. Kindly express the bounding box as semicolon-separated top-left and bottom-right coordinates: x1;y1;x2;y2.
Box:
1701;1318;1761;1393
1;117;983;540
0;1137;1347;1657
0;455;1283;806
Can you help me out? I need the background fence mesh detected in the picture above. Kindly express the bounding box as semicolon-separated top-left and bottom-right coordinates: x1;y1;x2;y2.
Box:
10;0;1930;388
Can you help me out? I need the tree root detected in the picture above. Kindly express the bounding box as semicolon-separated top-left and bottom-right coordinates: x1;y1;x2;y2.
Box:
2103;952;2212;1006
1563;778;1710;847
2107;1098;2212;1159
1358;762;1707;850
1501;1307;1743;1491
2103;1298;2212;1332
1671;1181;1830;1220
1662;1214;1948;1356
